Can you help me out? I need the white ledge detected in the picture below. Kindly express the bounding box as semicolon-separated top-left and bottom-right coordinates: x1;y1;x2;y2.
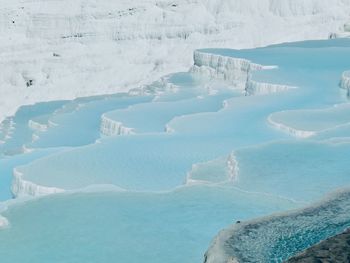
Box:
340;71;350;96
11;168;65;198
268;114;316;138
100;114;135;136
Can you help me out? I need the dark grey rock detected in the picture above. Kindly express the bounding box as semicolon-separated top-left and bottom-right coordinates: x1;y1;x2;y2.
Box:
285;229;350;263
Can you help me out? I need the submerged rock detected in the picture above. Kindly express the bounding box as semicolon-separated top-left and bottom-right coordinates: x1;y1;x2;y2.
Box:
285;228;350;263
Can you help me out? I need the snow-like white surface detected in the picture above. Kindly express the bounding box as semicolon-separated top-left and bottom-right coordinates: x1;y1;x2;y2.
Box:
1;0;350;123
330;21;350;38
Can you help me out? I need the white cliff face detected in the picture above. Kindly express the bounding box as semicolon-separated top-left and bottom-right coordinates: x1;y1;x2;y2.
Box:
192;50;296;96
341;71;350;95
191;50;263;88
100;114;134;136
245;80;296;96
1;0;350;123
11;168;65;198
192;51;262;73
267;114;316;138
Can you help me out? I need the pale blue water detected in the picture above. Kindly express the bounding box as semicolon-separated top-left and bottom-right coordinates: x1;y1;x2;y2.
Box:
103;91;235;134
19;134;241;191
0;187;294;263
0;148;66;200
235;140;350;202
0;101;67;156
269;104;350;132
29;94;152;148
220;189;350;263
0;39;350;262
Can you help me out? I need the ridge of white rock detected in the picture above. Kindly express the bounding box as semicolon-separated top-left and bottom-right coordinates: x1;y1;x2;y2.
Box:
245;80;296;96
28;119;48;132
164;124;175;134
340;71;350;95
227;152;239;183
2;0;350;124
268;101;350;139
185;152;239;186
191;50;296;95
11;168;65;198
0;202;11;229
267;113;316;138
100;114;134;136
323;136;350;145
190;50;263;88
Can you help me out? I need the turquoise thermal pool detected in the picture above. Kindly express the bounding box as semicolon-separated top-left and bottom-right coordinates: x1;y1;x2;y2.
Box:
0;39;350;262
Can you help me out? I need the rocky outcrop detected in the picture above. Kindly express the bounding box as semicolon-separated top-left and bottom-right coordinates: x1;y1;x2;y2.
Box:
204;190;350;263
